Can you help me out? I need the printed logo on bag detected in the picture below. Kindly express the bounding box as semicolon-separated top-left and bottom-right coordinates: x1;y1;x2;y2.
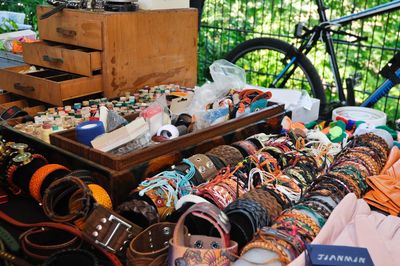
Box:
306;244;374;266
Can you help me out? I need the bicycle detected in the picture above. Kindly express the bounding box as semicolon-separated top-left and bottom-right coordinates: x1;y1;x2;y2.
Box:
225;0;400;115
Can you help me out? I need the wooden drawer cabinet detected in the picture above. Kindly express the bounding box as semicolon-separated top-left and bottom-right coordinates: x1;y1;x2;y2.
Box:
0;6;197;105
0;65;102;106
37;7;103;50
23;41;102;76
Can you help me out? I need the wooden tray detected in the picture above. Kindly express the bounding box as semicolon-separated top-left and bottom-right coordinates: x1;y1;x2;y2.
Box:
50;103;285;171
2;108;284;204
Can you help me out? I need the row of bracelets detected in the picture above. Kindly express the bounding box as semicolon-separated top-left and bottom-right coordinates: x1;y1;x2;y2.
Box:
0;137;126;265
239;132;390;265
118;130;335;252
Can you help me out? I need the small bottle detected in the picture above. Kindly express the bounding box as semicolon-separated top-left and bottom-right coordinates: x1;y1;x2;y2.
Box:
41;123;52;143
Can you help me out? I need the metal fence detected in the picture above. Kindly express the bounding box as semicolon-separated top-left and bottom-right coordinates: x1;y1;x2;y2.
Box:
198;0;400;122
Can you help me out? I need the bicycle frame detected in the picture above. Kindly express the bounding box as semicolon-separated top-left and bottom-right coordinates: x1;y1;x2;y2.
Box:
275;0;400;105
316;0;400;104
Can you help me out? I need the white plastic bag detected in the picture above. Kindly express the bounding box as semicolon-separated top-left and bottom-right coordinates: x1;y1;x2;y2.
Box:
188;59;246;115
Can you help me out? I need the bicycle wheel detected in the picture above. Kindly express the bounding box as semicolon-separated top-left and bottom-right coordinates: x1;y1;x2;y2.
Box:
225;37;326;108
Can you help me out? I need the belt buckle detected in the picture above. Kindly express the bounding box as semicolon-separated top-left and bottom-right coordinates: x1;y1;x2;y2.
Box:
94;214;132;252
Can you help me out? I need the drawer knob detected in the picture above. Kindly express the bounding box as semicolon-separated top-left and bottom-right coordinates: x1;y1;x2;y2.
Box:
43;55;64;64
56;27;77;38
14;83;35;93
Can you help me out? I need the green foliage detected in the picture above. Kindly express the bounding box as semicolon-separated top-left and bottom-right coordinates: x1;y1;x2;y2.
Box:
0;18;18;33
0;0;46;31
199;0;400;121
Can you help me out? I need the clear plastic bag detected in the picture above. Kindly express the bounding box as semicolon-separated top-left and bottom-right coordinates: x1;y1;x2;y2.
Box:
188;59;246;115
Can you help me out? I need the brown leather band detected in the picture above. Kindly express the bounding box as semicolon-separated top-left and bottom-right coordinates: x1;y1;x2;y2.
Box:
127;222;176;265
19;227;82;261
206;145;244;167
83;204;143;253
0;210;122;266
42;176;92;223
187;154;218;181
116;199;160;228
231;140;258;157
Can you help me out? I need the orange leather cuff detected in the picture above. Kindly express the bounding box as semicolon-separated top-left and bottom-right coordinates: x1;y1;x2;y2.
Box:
29;164;70;203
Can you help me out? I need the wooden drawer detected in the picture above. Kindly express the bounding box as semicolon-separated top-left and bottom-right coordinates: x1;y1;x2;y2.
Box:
23;42;102;76
37;6;103;50
0;65;103;106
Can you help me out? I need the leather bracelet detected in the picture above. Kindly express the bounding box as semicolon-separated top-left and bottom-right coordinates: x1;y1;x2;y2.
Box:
70;184;113;229
206;145;244;167
116;199;160;228
246;137;264;149
259;227;305;256
172;160;204;186
0;210;122;266
206;154;226;170
83;204;143;253
29;164;70;203
241;240;290;264
19;227;82;261
187;154;218;182
42;249;98;266
0;251;32;266
43;176;93;223
127;222;176;265
231;140;258;157
241;188;283;221
6;153;47;195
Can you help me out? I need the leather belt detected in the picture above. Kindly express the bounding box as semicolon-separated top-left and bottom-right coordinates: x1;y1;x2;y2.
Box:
126;222;177;266
0;210;121;266
19;227;82;261
83;204;143;253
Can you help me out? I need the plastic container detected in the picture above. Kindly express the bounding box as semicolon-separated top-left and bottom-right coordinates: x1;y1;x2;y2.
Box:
332;106;387;126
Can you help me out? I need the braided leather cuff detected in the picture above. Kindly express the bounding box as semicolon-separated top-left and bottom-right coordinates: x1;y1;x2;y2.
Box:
206;145;244;167
116;199;160;228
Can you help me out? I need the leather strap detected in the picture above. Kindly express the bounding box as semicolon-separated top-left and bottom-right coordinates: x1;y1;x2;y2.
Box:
127;222;176;264
172;202;231;248
29;164;70;203
187;154;218;182
116;199;160;228
19;227;82;261
83;204;143;253
42;249;98;266
231;140;258;157
43;176;92;223
7;154;47;195
0;210;121;266
206;145;244;167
